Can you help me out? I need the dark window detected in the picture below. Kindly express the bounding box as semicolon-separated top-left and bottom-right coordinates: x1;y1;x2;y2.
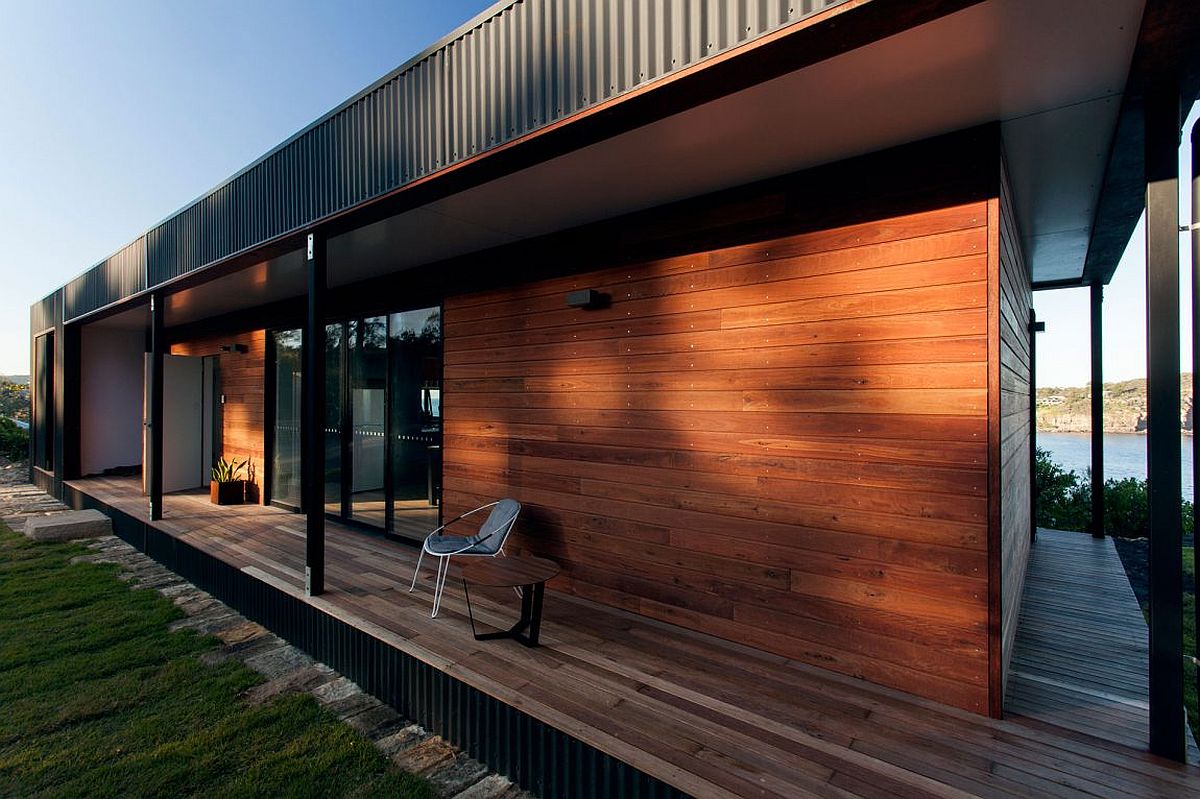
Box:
267;305;441;541
389;307;442;541
270;329;303;508
33;332;54;471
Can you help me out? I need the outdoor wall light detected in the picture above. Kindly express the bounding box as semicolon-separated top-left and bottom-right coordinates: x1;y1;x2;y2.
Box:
220;343;249;354
565;289;606;309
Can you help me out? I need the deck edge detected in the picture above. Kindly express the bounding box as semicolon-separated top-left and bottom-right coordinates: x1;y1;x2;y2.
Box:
62;482;691;799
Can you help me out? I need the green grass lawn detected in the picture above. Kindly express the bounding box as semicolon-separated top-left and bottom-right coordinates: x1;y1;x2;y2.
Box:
0;521;435;798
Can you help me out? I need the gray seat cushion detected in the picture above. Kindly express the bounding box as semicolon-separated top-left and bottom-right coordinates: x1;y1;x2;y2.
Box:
425;535;482;555
425;499;521;556
467;499;520;554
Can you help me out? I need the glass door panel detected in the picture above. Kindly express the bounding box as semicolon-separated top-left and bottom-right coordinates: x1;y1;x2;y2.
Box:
270;329;303;508
389;307;442;541
324;322;344;516
349;316;387;527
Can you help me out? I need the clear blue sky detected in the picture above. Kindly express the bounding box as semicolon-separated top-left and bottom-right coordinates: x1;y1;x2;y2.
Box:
0;1;1195;388
0;0;493;375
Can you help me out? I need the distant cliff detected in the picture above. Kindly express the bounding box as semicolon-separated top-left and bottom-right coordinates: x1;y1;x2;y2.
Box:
1036;374;1193;434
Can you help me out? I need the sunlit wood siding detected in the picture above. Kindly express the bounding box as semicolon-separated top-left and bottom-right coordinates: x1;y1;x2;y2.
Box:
171;330;267;500
442;194;995;712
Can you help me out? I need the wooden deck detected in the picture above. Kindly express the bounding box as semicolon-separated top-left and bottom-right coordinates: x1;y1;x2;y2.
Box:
1004;528;1200;758
68;476;1200;798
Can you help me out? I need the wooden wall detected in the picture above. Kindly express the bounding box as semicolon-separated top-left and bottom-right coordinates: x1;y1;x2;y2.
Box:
441;202;995;713
996;159;1034;700
139;126;1029;717
171;329;266;501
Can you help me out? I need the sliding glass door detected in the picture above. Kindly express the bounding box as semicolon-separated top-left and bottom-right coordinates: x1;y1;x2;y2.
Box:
269;329;302;508
268;305;442;540
349;316;387;526
324;323;343;517
389;307;442;541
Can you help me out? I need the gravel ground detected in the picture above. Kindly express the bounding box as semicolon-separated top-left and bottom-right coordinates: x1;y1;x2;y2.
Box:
1113;536;1196;612
0;455;26;484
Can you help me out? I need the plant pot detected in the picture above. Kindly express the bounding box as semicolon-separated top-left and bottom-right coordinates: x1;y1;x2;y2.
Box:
243;481;260;504
210;480;245;505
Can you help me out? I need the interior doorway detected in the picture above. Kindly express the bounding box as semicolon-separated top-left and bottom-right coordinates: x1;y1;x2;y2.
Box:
143;353;220;494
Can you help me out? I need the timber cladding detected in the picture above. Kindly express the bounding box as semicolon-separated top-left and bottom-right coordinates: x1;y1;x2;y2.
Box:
170;330;266;501
996;160;1033;701
441;201;994;713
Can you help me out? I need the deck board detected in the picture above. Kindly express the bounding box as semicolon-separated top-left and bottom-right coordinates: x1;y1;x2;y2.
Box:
1004;527;1199;761
67;476;1200;798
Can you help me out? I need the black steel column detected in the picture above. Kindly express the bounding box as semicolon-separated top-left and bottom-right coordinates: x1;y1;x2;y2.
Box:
1090;282;1104;538
303;233;326;596
1029;310;1044;542
149;292;165;521
1191;118;1200;729
1144;84;1184;762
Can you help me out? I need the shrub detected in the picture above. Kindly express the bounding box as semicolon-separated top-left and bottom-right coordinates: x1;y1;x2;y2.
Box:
1033;447;1090;532
1034;447;1194;537
0;417;27;461
1106;476;1151;538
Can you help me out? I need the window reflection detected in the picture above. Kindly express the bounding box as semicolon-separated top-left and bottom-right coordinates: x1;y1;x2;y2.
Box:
390;307;442;540
350;317;387;526
268;307;441;540
270;329;302;508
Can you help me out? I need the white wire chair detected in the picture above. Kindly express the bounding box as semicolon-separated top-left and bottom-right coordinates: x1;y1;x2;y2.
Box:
408;499;521;618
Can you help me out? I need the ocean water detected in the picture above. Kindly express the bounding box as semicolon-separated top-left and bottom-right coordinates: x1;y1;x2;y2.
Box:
1036;431;1195;501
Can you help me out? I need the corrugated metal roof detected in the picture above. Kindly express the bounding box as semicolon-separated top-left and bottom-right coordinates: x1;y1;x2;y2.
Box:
44;0;846;322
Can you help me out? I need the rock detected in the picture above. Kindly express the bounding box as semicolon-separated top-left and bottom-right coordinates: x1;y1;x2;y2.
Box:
451;774;520;799
24;509;111;541
391;737;456;775
428;754;491;796
374;725;425;757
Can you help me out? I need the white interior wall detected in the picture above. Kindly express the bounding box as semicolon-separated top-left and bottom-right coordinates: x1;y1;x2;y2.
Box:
80;327;145;476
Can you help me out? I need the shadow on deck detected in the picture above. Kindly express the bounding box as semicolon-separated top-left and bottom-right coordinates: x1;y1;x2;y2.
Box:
1005;527;1199;759
65;477;1200;798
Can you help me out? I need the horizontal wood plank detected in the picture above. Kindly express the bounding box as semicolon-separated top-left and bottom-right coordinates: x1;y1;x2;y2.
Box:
443;206;993;710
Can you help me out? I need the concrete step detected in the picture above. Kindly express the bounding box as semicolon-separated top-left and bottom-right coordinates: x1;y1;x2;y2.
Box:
24;509;112;541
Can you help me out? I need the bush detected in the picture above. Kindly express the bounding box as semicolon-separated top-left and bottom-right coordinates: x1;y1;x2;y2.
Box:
1034;447;1194;537
1034;448;1090;532
0;417;27;462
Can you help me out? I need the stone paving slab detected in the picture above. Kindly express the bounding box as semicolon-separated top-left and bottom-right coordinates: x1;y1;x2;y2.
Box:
24;509;112;541
0;471;530;799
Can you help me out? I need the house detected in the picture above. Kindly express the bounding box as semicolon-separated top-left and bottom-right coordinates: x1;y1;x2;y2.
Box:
29;1;1200;793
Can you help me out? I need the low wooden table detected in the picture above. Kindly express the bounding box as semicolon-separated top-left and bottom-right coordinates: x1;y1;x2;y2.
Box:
460;556;560;647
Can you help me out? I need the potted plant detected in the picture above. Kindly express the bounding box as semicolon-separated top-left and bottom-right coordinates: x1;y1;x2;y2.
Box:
210;456;246;505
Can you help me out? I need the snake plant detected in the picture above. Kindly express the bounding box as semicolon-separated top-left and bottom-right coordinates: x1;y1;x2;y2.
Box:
211;456;246;484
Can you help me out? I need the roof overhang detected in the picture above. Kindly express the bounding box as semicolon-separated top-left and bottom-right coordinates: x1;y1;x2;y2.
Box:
1075;0;1200;288
60;0;1200;327
321;0;1154;291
